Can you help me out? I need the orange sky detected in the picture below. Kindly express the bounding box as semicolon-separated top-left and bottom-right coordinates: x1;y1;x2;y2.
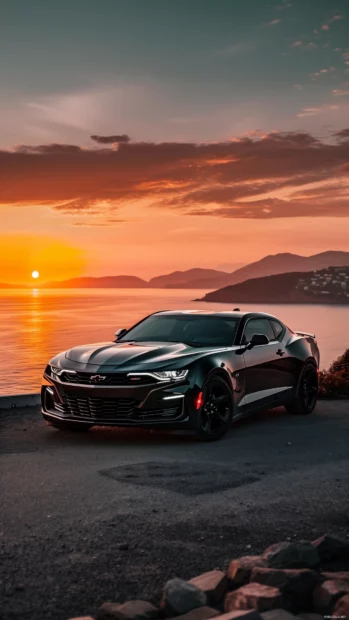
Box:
0;131;348;285
1;1;349;285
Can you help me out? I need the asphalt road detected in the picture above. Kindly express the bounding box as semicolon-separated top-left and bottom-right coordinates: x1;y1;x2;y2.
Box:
1;402;349;620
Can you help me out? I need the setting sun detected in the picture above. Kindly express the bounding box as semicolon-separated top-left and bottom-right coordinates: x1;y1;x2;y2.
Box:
0;235;86;285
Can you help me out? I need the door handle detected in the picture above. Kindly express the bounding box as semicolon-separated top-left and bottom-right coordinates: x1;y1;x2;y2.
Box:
276;349;285;356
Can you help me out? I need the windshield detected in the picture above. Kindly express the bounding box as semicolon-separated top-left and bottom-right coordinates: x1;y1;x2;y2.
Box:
119;315;239;347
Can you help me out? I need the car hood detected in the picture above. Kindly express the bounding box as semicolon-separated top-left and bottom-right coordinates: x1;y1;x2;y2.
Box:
63;340;226;370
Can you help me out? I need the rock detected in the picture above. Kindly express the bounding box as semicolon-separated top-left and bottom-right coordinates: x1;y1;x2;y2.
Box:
250;567;320;611
225;583;282;613
228;557;267;586
261;611;299;619
333;594;349;616
189;571;227;605
312;534;349;562
263;542;319;569
321;571;349;582
161;578;207;616
214;612;262;620
313;579;349;613
96;600;159;620
174;607;220;620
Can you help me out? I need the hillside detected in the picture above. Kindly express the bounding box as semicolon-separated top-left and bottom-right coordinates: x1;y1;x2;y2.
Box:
148;268;228;288
197;266;349;304
150;251;349;289
212;251;349;289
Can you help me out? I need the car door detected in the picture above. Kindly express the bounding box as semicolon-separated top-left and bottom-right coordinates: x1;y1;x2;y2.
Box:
240;317;293;411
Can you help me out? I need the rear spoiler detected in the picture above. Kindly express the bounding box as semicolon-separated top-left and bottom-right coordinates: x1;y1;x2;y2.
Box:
295;330;316;339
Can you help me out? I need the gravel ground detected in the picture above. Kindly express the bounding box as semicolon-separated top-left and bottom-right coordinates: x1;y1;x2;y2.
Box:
1;402;349;620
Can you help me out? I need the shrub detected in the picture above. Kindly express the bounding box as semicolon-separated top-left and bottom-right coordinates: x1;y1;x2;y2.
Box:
318;348;349;398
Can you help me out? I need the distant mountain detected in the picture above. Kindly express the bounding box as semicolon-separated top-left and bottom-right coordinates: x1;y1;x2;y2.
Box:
197;266;349;305
0;282;16;288
8;250;349;289
223;251;349;287
44;275;148;288
148;268;229;288
150;251;349;289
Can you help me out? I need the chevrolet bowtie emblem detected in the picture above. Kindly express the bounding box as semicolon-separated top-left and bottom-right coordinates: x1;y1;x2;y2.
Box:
90;375;107;382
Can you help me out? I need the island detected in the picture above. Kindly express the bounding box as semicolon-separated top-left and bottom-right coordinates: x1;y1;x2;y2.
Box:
196;266;349;305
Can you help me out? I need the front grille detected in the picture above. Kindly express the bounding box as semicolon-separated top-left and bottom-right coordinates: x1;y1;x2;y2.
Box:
62;396;136;419
59;371;156;386
52;396;182;423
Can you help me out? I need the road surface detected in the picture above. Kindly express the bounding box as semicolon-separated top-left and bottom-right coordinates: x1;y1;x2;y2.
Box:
1;402;349;620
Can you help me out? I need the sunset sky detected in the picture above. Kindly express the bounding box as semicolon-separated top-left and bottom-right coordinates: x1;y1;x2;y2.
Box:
1;0;349;284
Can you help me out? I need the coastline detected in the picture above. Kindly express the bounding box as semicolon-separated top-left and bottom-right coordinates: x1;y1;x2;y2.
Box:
195;297;349;305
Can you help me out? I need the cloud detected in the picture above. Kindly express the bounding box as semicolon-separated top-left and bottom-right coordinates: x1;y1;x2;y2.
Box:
310;67;336;79
333;89;349;96
333;128;349;141
90;134;131;144
321;15;344;31
291;41;317;50
0;129;349;221
267;19;281;26
297;104;340;117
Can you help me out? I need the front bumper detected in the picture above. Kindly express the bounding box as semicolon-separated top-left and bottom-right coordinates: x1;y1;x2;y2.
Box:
41;372;194;428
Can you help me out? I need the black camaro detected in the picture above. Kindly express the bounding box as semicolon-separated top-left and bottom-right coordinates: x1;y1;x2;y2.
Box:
41;310;320;441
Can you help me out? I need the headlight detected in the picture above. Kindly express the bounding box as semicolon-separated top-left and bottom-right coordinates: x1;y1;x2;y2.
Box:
152;370;189;381
50;365;64;377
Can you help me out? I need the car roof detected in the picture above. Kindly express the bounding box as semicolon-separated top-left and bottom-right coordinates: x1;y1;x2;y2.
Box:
152;309;279;320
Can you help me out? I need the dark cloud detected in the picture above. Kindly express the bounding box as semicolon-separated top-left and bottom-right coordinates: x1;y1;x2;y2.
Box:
1;129;349;220
333;128;349;142
90;134;131;144
15;144;83;154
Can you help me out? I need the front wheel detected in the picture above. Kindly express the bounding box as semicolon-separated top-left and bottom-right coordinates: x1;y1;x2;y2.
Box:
195;376;234;441
285;363;318;415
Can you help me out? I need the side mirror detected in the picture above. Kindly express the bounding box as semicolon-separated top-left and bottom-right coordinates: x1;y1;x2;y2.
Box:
248;333;269;348
115;328;127;340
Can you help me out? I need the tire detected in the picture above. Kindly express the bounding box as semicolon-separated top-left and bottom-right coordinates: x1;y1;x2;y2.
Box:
285;362;318;415
50;422;93;432
195;375;234;441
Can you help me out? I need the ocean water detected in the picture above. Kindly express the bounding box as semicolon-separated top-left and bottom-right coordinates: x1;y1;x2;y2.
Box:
0;288;348;395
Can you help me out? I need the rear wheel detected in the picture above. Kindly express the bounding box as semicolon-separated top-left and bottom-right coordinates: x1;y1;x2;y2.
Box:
285;363;318;415
195;376;233;441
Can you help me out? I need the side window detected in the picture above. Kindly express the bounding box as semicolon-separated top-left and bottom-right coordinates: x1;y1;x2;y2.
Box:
270;319;284;341
242;318;275;344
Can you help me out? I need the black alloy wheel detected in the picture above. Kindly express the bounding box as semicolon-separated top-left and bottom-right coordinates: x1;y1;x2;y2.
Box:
285;362;319;415
196;375;233;441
